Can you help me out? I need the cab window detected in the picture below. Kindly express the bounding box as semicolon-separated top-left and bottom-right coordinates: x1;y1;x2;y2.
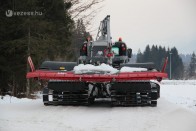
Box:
112;47;119;56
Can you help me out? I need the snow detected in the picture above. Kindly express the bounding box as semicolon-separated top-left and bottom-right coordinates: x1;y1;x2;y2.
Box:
161;80;196;85
73;64;148;74
161;80;196;113
1;80;196;131
73;63;119;74
0;95;35;104
120;67;147;72
0;92;42;104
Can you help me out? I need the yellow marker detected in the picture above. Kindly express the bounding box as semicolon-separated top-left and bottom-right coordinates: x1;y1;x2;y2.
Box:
60;67;65;70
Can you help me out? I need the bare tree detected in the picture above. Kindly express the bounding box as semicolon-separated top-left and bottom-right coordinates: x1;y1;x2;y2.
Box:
65;0;105;27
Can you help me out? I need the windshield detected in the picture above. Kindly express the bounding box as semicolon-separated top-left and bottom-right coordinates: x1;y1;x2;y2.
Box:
93;46;107;57
112;47;119;56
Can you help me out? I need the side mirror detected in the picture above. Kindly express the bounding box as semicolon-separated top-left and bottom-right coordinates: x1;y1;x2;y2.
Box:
127;48;132;58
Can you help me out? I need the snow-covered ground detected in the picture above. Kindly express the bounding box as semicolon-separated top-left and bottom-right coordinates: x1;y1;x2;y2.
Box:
161;80;196;113
0;80;196;131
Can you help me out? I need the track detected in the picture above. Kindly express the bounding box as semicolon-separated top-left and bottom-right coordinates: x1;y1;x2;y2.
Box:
111;91;151;106
110;81;159;106
43;81;160;107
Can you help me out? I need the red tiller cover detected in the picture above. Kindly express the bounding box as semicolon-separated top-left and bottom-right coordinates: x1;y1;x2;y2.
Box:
26;70;168;82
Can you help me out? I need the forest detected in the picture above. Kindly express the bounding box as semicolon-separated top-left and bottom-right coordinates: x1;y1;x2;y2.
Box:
0;0;101;96
137;45;195;80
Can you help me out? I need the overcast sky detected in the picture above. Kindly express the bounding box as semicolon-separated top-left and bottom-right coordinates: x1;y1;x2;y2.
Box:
91;0;196;54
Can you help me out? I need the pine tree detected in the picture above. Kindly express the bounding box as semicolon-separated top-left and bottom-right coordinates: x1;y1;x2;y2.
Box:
151;45;159;69
188;52;196;78
136;49;143;63
167;47;184;79
72;19;92;59
142;45;151;62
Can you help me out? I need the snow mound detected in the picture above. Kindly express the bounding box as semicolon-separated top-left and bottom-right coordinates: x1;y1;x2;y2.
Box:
120;67;147;72
74;64;148;74
0;95;34;104
74;63;119;74
162;80;196;85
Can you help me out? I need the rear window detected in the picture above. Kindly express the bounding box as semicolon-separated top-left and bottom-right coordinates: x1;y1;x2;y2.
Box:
93;46;107;57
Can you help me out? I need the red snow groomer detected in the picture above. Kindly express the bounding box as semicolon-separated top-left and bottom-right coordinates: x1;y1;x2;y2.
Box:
27;15;168;107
